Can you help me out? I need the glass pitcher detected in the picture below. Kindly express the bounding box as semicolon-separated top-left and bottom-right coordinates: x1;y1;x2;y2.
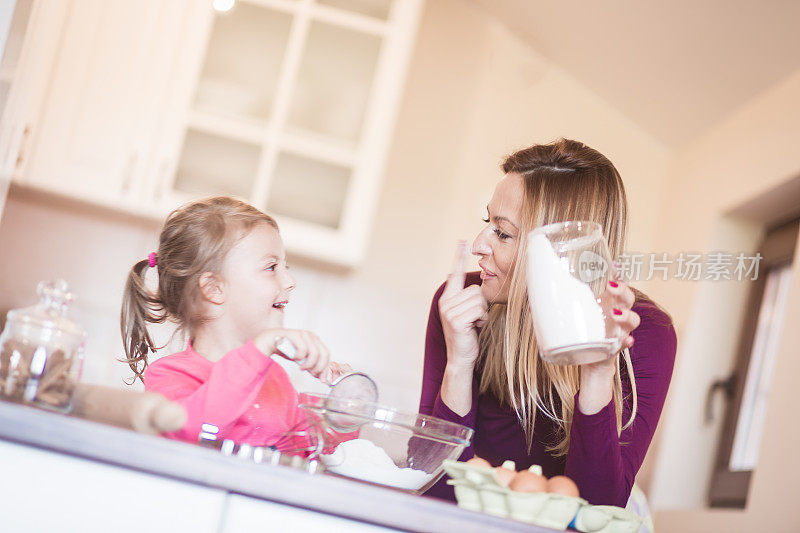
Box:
0;280;87;412
526;221;623;365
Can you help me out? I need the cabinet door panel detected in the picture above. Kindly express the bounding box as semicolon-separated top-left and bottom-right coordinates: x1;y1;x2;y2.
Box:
25;0;187;202
0;440;226;533
0;0;69;181
266;151;350;228
174;128;262;199
286;21;381;144
194;2;293;123
222;494;401;532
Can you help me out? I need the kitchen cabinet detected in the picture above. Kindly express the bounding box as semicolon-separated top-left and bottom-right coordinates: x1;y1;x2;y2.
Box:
21;0;199;205
0;402;545;533
13;0;423;266
1;438;398;532
0;439;227;533
222;494;401;532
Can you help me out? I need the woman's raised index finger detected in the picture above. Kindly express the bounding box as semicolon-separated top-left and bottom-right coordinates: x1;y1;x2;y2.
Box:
444;240;468;297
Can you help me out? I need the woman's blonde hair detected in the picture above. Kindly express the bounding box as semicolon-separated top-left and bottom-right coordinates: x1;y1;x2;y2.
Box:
478;138;645;456
120;196;278;382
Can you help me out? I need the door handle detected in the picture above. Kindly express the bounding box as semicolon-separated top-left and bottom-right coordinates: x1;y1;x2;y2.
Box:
704;373;736;425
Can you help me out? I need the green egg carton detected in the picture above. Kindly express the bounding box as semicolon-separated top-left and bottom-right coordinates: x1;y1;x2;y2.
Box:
442;460;648;533
573;505;647;533
507;490;581;529
443;460;585;529
478;482;512;517
442;457;498;485
448;478;482;512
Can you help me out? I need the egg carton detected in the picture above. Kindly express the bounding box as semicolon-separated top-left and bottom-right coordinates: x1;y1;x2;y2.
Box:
443;460;649;533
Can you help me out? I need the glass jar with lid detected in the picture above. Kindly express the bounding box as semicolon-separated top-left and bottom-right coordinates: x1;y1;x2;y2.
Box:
0;280;87;412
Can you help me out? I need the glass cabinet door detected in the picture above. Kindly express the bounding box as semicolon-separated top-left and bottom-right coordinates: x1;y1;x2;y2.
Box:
194;3;292;124
151;0;423;266
286;21;381;145
174;128;262;199
162;1;293;205
266;151;350;228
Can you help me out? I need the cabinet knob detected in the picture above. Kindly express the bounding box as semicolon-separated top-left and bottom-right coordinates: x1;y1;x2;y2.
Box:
15;125;31;169
2;123;31;171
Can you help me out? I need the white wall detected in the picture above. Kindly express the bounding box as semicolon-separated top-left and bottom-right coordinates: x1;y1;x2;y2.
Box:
648;68;800;525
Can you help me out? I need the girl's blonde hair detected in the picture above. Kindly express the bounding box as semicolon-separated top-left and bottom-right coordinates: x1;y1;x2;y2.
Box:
478;138;651;456
120;196;278;382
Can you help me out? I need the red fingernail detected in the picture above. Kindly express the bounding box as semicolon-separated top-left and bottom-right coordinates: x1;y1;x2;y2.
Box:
609;281;619;288
629;336;635;346
613;308;622;315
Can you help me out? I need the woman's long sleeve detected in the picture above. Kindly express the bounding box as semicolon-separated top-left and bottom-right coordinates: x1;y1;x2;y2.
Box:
564;304;677;506
419;281;479;456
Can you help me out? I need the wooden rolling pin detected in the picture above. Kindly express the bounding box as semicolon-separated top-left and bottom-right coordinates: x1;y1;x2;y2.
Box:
72;383;186;435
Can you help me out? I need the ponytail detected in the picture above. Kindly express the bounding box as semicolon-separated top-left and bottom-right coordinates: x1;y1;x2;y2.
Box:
120;259;166;383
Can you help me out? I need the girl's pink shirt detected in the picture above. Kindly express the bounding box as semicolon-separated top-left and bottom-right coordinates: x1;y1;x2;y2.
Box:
144;340;308;447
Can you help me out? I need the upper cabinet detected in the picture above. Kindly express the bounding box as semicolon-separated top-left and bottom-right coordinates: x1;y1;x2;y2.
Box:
14;0;423;267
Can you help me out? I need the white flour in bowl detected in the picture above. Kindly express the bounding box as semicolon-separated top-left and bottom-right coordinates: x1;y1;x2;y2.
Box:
321;438;435;491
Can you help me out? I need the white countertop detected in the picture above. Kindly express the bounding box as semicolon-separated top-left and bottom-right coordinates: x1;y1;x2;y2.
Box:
0;401;557;533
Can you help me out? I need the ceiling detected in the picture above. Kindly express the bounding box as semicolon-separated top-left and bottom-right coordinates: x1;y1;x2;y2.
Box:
470;0;800;148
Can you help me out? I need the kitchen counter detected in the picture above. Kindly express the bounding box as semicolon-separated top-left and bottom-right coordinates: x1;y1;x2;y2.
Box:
0;401;558;532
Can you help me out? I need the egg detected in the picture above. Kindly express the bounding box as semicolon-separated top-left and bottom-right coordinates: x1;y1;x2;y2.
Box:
493;466;516;487
546;475;580;497
508;470;547;493
466;456;491;468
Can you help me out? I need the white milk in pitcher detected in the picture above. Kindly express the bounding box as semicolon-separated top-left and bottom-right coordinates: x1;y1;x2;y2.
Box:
526;233;613;365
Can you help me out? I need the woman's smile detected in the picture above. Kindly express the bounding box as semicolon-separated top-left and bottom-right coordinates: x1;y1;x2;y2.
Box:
479;262;497;280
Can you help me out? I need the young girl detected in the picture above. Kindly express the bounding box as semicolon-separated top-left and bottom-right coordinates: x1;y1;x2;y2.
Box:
121;196;337;448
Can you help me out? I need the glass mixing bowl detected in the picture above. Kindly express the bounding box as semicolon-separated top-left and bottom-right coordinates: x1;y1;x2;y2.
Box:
297;393;473;494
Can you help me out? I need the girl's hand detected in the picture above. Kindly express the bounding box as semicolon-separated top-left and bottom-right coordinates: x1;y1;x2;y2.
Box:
439;241;488;371
254;329;331;379
319;361;354;385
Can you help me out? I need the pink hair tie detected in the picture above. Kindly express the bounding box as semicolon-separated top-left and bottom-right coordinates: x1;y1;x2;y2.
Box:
148;252;158;268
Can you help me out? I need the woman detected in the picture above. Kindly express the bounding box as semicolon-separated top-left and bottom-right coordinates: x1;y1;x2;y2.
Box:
419;138;677;507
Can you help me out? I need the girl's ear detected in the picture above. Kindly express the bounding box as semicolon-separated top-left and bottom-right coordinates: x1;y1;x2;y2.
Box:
199;272;225;305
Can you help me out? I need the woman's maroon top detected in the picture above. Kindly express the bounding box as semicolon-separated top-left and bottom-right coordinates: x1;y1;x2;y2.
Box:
419;272;677;507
